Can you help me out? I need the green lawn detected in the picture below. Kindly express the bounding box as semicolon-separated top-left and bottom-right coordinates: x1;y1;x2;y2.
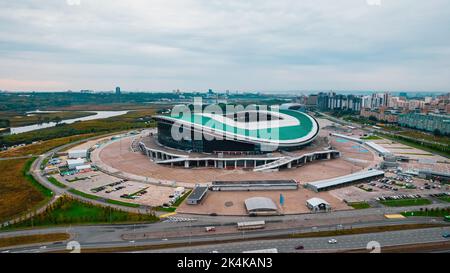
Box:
2;197;158;230
361;135;382;140
172;190;192;207
348;202;371;209
380;198;432;207
106;199;140;208
68;188;101;201
23;158;53;198
47;176;67;189
155;190;192;212
438;196;450;203
378;132;450;158
401;208;450;218
155;206;176;212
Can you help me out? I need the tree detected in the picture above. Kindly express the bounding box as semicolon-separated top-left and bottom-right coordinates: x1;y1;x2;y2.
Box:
52;116;62;125
433;129;442;136
37;115;44;125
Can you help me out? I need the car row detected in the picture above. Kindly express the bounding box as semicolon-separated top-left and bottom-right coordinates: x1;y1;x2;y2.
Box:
376;194;422;201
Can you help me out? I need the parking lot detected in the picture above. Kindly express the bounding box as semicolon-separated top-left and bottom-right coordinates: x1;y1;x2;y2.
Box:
331;170;449;204
52;169;174;207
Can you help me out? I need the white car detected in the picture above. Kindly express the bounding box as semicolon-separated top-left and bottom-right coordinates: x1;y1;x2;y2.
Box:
328;239;338;244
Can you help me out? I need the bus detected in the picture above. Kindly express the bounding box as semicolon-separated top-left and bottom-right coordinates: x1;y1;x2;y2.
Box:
237;221;266;230
243;248;278;253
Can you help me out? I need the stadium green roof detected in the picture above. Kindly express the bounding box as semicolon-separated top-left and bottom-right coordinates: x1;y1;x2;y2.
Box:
156;109;319;146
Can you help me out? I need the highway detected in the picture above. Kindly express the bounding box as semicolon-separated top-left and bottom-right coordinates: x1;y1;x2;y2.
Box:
2;215;449;253
146;227;450;253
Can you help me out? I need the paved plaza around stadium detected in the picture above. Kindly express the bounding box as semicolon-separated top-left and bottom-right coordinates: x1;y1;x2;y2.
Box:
55;115;449;216
96;133;376;183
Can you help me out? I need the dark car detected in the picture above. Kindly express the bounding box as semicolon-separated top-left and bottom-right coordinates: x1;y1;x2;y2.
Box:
295;245;304;250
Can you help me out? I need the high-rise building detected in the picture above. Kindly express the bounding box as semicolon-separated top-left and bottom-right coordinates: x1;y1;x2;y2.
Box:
316;92;361;112
115;86;121;95
398;113;450;135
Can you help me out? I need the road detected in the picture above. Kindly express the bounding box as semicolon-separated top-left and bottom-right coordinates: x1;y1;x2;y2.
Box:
2;215;449;253
145;226;450;253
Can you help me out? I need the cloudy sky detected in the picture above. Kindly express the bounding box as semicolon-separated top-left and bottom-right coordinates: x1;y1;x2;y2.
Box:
0;0;449;92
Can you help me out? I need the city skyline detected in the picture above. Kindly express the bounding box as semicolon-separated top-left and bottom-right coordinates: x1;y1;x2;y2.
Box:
1;1;450;92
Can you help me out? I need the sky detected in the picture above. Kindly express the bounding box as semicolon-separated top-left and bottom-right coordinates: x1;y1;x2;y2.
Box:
0;0;450;92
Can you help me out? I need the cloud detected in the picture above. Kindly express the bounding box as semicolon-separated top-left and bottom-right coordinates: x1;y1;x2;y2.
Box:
0;0;449;91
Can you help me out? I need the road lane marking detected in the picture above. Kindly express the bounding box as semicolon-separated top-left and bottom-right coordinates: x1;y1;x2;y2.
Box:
159;212;177;218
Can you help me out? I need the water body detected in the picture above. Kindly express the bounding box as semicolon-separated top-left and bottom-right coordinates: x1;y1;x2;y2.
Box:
10;110;129;134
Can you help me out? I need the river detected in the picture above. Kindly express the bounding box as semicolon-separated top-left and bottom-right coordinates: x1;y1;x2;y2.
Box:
9;110;129;134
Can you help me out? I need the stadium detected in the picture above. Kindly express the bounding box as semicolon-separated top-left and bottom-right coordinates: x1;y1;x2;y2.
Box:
138;106;339;172
154;108;320;153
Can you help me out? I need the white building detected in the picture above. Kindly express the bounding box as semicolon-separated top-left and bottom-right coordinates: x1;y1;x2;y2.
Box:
75;164;91;171
306;198;331;212
67;158;85;170
68;149;88;159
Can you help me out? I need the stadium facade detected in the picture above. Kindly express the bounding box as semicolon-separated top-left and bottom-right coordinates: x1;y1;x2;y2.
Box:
137;106;340;171
154;108;320;153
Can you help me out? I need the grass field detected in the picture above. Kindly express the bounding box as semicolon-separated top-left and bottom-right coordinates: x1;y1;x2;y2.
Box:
68;188;102;201
398;130;450;146
0;233;70;248
380;198;432;207
348;202;371;209
0;158;51;223
106;199;140;208
378;132;450;158
47;177;67;189
401;208;450;217
0;133;96;158
438;196;450;203
2;197;158;229
360;135;382;140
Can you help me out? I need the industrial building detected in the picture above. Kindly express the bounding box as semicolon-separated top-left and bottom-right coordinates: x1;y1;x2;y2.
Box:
68;149;88;159
66;158;86;170
211;180;298;191
244;197;279;216
306;198;331;212
186;186;209;205
418;170;450;182
306;169;385;192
